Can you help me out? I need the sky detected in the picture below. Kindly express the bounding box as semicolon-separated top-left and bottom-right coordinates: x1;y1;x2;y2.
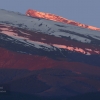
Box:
0;0;99;27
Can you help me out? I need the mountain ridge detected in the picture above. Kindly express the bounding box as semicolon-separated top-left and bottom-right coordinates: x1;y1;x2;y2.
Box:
26;9;100;31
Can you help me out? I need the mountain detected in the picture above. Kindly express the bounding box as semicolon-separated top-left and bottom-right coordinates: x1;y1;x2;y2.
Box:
0;9;100;100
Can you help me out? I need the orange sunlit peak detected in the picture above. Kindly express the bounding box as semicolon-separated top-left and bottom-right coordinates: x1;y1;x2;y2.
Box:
26;9;100;31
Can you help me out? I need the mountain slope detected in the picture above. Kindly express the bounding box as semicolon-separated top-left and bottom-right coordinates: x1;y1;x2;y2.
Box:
0;9;100;99
0;9;100;68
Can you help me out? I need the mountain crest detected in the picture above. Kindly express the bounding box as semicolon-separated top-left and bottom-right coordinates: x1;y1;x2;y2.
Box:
26;9;100;31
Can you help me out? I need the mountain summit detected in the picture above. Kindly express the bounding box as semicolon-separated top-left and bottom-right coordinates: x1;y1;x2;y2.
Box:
0;9;100;100
26;9;100;31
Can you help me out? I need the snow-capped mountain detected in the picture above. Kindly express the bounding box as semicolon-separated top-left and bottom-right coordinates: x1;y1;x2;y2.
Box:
0;9;100;66
0;9;100;99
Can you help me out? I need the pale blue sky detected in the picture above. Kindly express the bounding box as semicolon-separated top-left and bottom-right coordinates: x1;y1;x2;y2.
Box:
0;0;100;27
